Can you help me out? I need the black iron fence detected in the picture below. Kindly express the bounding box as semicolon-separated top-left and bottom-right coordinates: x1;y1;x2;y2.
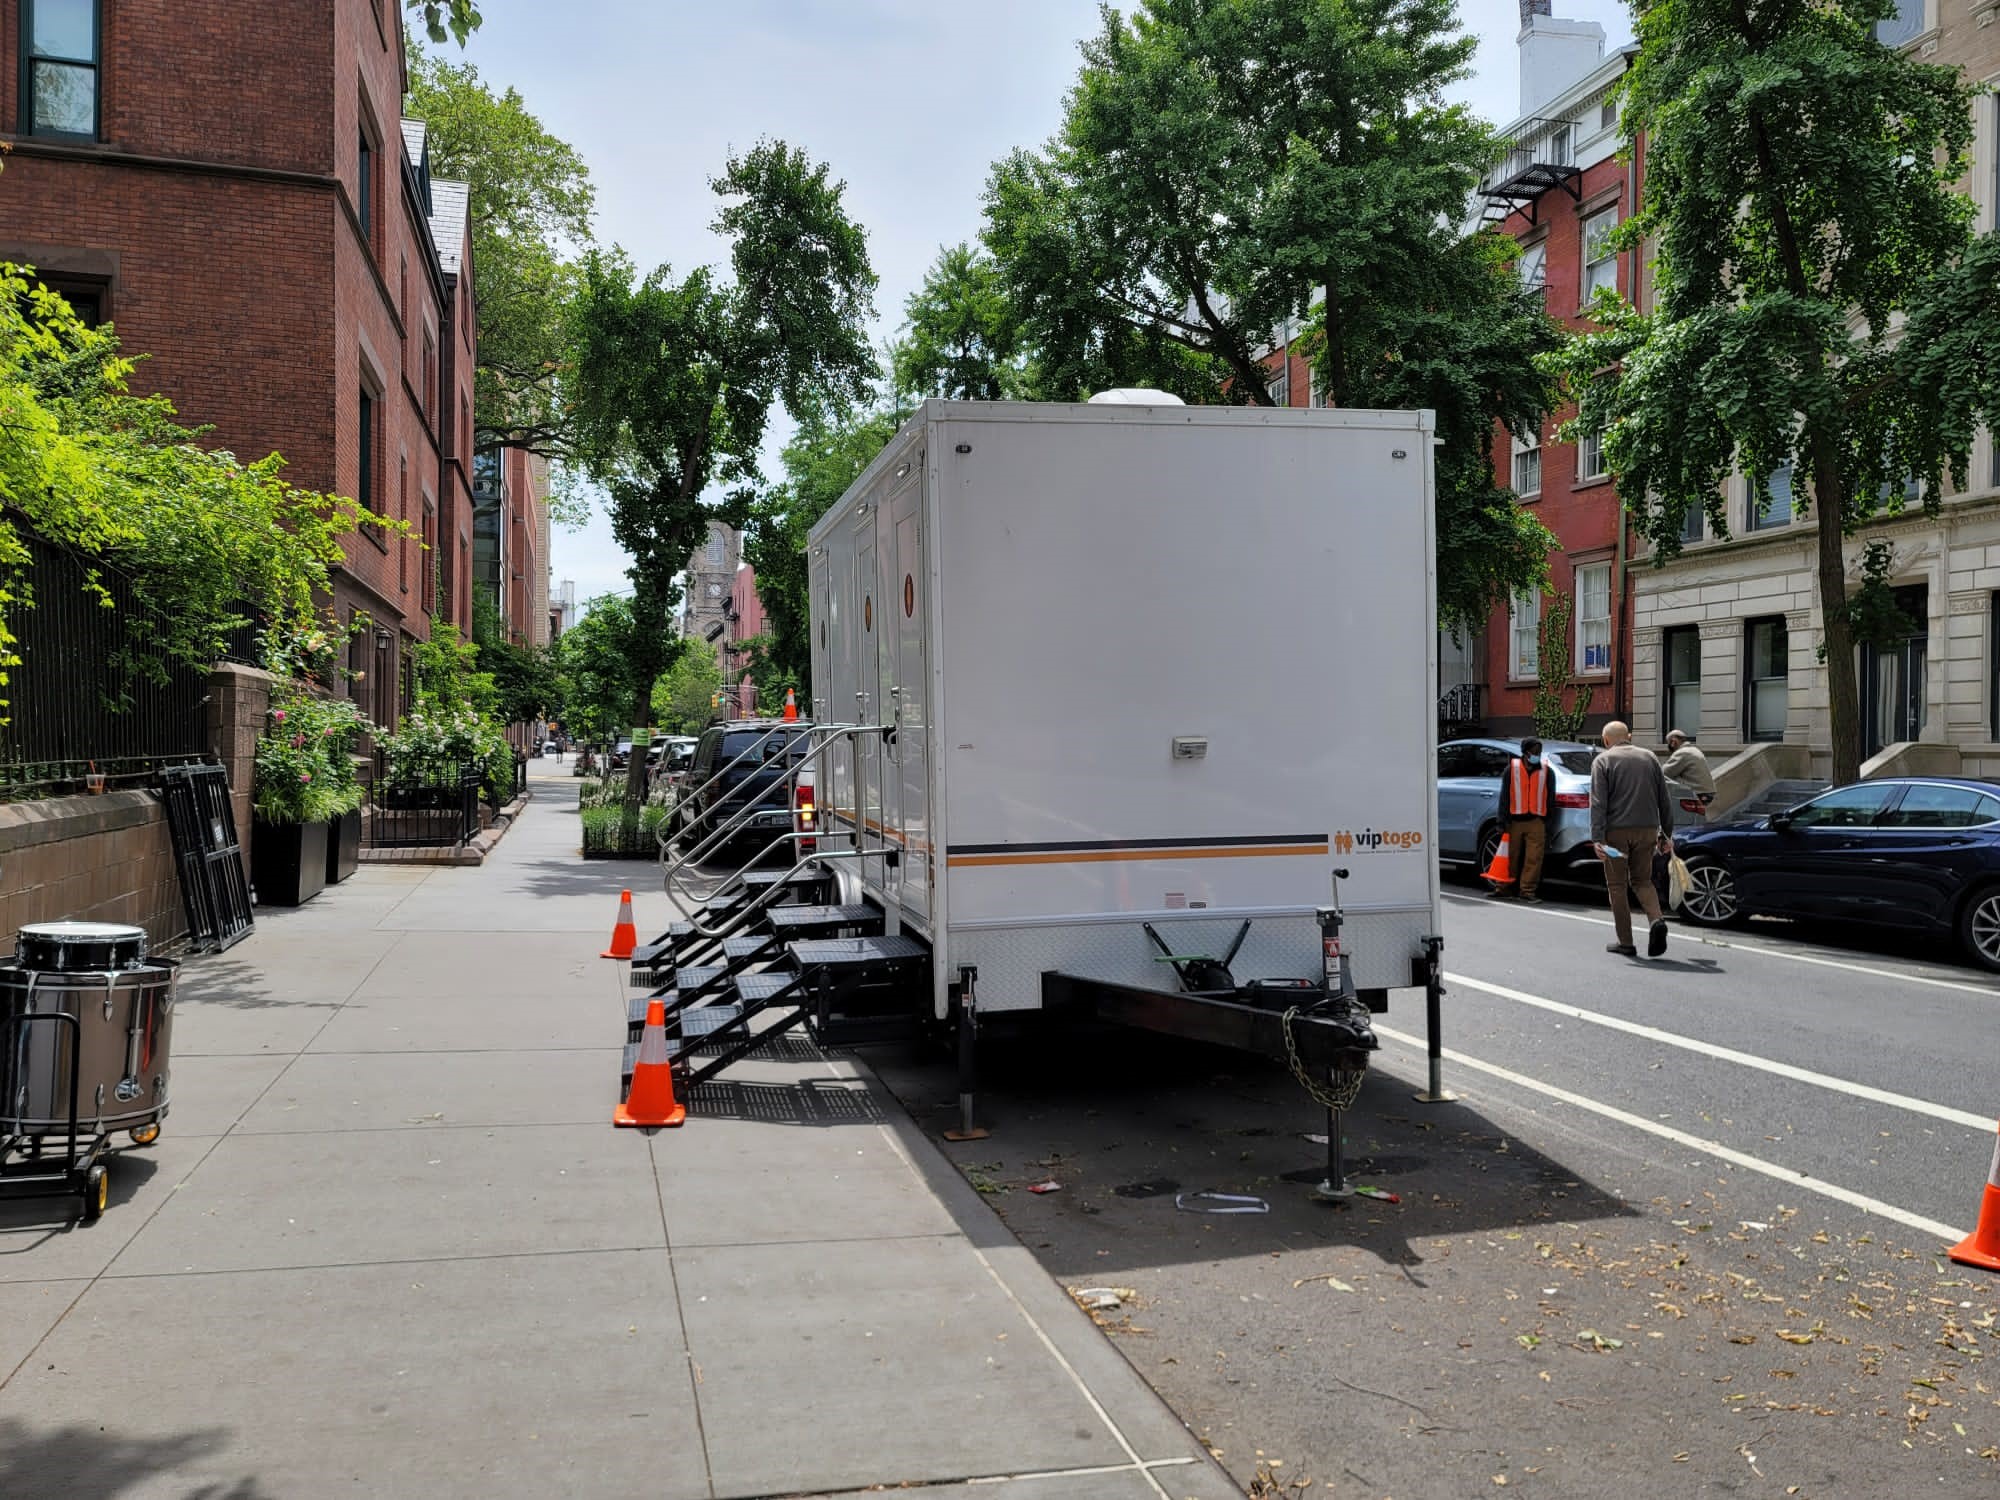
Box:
0;533;229;799
365;764;482;849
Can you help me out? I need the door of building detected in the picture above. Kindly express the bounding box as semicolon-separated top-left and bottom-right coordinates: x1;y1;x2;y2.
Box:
1861;585;1928;756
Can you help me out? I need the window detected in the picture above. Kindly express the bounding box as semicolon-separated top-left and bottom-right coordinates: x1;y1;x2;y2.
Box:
347;611;368;704
357;389;376;513
1547;124;1572;166
398;457;409;594
1576;563;1611;674
1876;0;1925;46
1786;783;1899;829
23;0;99;138
1749;461;1794;530
421;502;436;614
398;256;408;329
1599;97;1617;133
422;329;437;430
1509;588;1541;680
1881;784;2000;829
1266;361;1290;408
1512;431;1542;497
1745;616;1789;741
706;531;725;566
358;131;373;241
34;276;105;327
1582;208;1619;300
460;395;470;459
1518;241;1547;294
1577;430;1607;482
1678;504;1705;544
1663;626;1701;738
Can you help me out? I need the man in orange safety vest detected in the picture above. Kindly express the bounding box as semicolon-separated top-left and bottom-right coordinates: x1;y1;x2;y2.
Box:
1490;737;1557;904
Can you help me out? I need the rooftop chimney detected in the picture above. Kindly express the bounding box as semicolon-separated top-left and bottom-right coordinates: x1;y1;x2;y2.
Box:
1520;6;1606;118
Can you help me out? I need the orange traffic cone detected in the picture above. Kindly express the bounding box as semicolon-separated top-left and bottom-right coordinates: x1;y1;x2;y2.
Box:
615;996;686;1128
1482;834;1514;887
782;687;799;722
1949;1128;2000;1272
601;889;638;959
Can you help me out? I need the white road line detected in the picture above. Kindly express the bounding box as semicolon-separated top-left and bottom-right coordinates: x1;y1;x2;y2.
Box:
1375;1023;1968;1243
1449;895;2000;998
1446;971;1997;1133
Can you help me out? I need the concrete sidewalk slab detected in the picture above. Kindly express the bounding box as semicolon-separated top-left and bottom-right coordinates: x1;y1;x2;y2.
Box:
158;1053;294;1137
346;930;605;999
3;1250;708;1499
111;1126;663;1275
305;991;612;1053
0;1281;82;1375
234;1048;619;1133
0;1133;215;1283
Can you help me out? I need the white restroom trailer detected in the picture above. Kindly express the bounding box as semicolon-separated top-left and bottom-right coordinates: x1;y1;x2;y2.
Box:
805;397;1445;1068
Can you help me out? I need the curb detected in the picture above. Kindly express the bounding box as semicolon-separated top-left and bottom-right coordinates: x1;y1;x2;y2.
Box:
358;788;533;867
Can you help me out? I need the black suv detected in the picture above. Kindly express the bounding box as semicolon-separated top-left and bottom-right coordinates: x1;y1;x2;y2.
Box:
670;719;814;856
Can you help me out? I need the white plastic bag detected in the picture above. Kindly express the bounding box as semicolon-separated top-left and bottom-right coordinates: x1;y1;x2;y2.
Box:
1666;854;1692;911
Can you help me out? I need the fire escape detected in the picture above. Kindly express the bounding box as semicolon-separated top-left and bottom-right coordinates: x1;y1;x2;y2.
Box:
1478;117;1582;227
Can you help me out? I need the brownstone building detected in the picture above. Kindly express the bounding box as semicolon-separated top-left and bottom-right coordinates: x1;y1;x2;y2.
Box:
0;0;476;730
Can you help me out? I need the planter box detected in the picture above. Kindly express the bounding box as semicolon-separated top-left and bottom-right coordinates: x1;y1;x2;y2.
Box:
325;808;361;883
253;817;329;907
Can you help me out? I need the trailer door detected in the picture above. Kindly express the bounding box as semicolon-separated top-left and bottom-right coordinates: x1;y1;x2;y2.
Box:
888;463;929;916
852;505;883;893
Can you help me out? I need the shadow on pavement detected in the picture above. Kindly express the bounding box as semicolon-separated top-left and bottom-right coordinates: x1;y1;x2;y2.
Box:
858;1023;1638;1278
0;1417;273;1500
0;1146;163;1243
684;1073;887;1127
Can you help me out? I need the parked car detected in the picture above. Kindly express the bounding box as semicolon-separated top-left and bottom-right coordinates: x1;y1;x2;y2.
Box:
649;736;698;793
669;719;815;859
1437;737;1709;881
1673;776;2000;970
608;739;634;771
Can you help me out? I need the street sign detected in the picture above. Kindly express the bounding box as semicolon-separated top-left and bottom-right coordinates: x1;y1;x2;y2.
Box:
631;726;653;746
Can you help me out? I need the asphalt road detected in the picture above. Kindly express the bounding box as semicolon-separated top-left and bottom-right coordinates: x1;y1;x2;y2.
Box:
858;875;2000;1499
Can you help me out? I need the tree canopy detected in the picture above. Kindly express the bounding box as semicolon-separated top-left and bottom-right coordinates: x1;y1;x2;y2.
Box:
653;646;723;735
983;0;1558;628
555;595;664;745
1551;0;1988;782
407;1;481;45
569;140;878;800
891;243;1034;402
404;49;595;497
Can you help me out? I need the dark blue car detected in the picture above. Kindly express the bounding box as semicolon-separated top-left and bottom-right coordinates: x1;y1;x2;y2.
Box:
1675;776;2000;971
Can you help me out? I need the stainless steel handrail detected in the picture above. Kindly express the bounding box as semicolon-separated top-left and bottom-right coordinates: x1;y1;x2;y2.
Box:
661;723;888;907
661;721;850;890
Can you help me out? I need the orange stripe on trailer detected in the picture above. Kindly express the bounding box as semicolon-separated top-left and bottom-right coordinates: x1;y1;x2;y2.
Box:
947;843;1330;869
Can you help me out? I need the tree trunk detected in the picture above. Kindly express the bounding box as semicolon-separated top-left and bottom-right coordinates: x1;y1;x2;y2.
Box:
1322;280;1344;408
1811;444;1862;786
623;679;655;808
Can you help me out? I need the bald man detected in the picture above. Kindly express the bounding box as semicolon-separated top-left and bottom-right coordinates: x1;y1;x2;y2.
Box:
1590;721;1676;958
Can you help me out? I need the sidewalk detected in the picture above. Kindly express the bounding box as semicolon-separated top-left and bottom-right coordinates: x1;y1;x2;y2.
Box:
0;759;1238;1500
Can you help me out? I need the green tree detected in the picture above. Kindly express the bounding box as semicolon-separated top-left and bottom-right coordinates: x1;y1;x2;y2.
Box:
570;140;878;804
0;268;387;717
891;242;1033;402
739;402;908;696
653;647;723;734
1553;0;1983;785
983;0;1558;629
555;595;661;746
407;1;481;45
404;50;594;494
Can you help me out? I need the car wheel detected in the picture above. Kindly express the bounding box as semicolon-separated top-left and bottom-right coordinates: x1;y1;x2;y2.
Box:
1475;823;1502;876
1956;884;2000;973
1678;856;1741;927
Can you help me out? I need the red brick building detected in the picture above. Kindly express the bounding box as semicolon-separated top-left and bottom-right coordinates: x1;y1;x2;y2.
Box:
1471;7;1641;738
0;0;474;730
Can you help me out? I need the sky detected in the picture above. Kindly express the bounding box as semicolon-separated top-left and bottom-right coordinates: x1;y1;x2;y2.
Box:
445;0;1636;612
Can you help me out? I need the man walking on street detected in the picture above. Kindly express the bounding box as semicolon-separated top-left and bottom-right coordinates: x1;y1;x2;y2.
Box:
1663;729;1715;814
1490;737;1557;903
1592;720;1676;958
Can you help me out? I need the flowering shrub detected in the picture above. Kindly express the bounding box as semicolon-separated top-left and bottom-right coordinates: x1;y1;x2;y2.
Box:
380;703;514;797
253;692;371;825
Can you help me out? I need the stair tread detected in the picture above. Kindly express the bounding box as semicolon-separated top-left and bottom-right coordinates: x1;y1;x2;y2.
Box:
722;935;772;959
765;904;881;932
681;1003;744;1037
735;971;804;1002
789;933;929;968
740;868;825;889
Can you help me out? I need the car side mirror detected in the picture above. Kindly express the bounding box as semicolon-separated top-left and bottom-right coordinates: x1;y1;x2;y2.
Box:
1769;811;1794;831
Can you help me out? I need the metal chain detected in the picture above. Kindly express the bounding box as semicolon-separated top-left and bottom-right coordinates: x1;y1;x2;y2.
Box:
1281;1006;1368;1113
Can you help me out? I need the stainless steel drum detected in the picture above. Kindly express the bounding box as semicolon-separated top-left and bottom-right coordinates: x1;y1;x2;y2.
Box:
1;922;175;1137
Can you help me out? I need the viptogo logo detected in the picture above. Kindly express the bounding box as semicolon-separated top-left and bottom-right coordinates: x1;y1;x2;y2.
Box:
1334;828;1424;854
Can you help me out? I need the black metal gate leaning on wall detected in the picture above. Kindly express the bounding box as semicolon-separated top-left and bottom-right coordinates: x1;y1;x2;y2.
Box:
158;765;254;953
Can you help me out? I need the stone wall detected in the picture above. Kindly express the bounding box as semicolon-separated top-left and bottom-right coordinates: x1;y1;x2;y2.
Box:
208;662;275;840
0;792;185;952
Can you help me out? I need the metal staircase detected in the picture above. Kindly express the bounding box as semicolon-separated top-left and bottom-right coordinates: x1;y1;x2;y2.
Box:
1718;777;1831;822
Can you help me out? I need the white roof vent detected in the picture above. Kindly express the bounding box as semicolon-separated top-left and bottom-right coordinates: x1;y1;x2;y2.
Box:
1087;388;1186;405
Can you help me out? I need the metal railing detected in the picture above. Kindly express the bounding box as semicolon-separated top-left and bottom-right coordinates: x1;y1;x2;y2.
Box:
365;765;481;848
0;532;220;800
1439;682;1483;727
